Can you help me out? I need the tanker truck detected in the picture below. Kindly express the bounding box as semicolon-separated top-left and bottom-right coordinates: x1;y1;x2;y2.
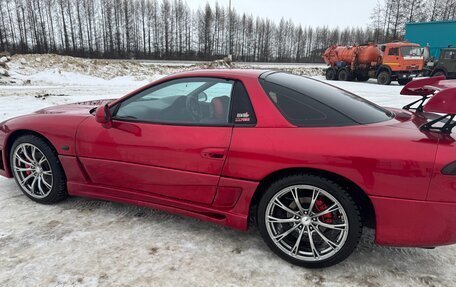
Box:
322;42;425;85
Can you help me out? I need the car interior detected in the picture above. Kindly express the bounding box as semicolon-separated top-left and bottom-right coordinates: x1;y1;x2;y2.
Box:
114;80;233;125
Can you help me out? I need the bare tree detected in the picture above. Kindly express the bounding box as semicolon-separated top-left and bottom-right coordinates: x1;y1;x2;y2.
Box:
0;0;393;62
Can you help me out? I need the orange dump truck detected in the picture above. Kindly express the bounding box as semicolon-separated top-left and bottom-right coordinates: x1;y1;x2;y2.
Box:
323;42;425;85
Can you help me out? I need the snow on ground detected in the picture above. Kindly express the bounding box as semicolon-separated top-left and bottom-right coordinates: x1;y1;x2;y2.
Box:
1;55;455;287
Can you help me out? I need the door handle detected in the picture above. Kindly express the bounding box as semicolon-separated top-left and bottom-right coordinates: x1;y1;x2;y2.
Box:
201;148;226;160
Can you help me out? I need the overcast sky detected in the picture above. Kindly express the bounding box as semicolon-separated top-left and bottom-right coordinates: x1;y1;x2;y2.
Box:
185;0;377;28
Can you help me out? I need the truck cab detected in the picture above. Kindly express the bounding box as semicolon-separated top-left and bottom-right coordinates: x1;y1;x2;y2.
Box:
431;48;456;79
377;42;425;85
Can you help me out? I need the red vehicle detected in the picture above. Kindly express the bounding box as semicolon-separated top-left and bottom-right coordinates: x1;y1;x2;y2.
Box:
1;70;456;268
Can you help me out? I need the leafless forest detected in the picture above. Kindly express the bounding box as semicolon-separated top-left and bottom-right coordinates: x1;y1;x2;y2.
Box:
0;0;455;62
372;0;456;42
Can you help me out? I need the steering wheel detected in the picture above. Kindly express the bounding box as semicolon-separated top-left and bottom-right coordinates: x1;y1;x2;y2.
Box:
186;94;203;122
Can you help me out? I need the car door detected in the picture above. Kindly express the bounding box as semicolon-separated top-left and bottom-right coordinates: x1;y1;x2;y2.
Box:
76;77;235;205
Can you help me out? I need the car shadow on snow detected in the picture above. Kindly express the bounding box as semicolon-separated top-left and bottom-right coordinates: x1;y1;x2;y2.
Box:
56;196;453;283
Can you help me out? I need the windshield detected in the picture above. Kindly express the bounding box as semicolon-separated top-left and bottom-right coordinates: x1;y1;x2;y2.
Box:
401;46;422;57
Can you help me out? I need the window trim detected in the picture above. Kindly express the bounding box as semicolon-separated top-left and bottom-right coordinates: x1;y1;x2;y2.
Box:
230;81;258;128
444;51;455;60
109;76;255;128
388;47;400;56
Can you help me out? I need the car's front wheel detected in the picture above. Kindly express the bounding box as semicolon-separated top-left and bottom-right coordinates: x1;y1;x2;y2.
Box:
10;135;68;204
257;174;362;268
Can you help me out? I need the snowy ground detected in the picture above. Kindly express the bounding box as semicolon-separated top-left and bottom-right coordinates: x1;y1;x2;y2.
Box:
0;55;455;287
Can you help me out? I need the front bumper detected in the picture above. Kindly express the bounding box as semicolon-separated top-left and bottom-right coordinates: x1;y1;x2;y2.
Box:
394;70;422;80
371;196;456;247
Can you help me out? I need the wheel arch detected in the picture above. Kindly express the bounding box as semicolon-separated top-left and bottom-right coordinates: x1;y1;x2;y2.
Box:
4;129;58;176
249;167;376;229
376;65;392;77
432;67;448;77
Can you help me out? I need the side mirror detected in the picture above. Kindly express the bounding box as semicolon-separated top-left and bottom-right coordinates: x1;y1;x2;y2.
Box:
95;104;112;128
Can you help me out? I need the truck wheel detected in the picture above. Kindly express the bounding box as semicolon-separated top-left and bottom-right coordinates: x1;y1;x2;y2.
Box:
377;71;391;85
337;69;351;81
432;71;446;78
325;68;337;81
398;78;412;86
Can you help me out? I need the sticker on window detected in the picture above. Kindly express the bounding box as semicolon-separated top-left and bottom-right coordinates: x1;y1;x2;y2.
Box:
235;112;251;123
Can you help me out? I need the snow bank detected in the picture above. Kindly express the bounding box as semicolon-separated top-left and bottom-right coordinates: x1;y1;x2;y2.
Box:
11;69;149;87
4;54;326;86
7;54;190;85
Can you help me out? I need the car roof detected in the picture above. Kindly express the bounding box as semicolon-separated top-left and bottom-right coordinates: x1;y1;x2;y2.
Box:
161;69;269;81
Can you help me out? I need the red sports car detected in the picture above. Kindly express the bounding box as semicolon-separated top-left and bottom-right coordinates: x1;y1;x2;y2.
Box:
1;71;456;268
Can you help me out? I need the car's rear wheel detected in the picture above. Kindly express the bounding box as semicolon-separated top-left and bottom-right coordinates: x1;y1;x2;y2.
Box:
10;135;68;204
257;174;362;268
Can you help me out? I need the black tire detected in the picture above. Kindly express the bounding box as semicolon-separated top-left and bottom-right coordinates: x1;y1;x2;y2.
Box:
432;71;446;78
10;135;68;204
257;174;362;268
398;78;412;86
337;69;351;81
325;68;337;81
377;71;391;85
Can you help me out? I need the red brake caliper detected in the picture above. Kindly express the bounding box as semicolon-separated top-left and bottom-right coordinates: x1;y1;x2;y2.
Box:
314;199;333;224
25;164;32;176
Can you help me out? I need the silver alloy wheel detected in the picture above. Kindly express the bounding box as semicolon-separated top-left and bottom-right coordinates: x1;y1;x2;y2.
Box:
265;185;349;262
12;143;53;199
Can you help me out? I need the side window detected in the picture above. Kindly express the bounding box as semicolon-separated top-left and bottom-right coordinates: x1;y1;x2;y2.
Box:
260;80;354;127
204;82;233;101
114;78;234;125
142;82;205;100
231;81;257;125
444;51;455;60
388;47;399;56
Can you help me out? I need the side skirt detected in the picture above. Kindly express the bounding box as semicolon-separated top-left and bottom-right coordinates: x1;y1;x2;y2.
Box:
67;181;254;231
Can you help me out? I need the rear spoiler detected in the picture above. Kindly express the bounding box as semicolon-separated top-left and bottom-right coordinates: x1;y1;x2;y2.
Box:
401;76;451;111
401;77;456;133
